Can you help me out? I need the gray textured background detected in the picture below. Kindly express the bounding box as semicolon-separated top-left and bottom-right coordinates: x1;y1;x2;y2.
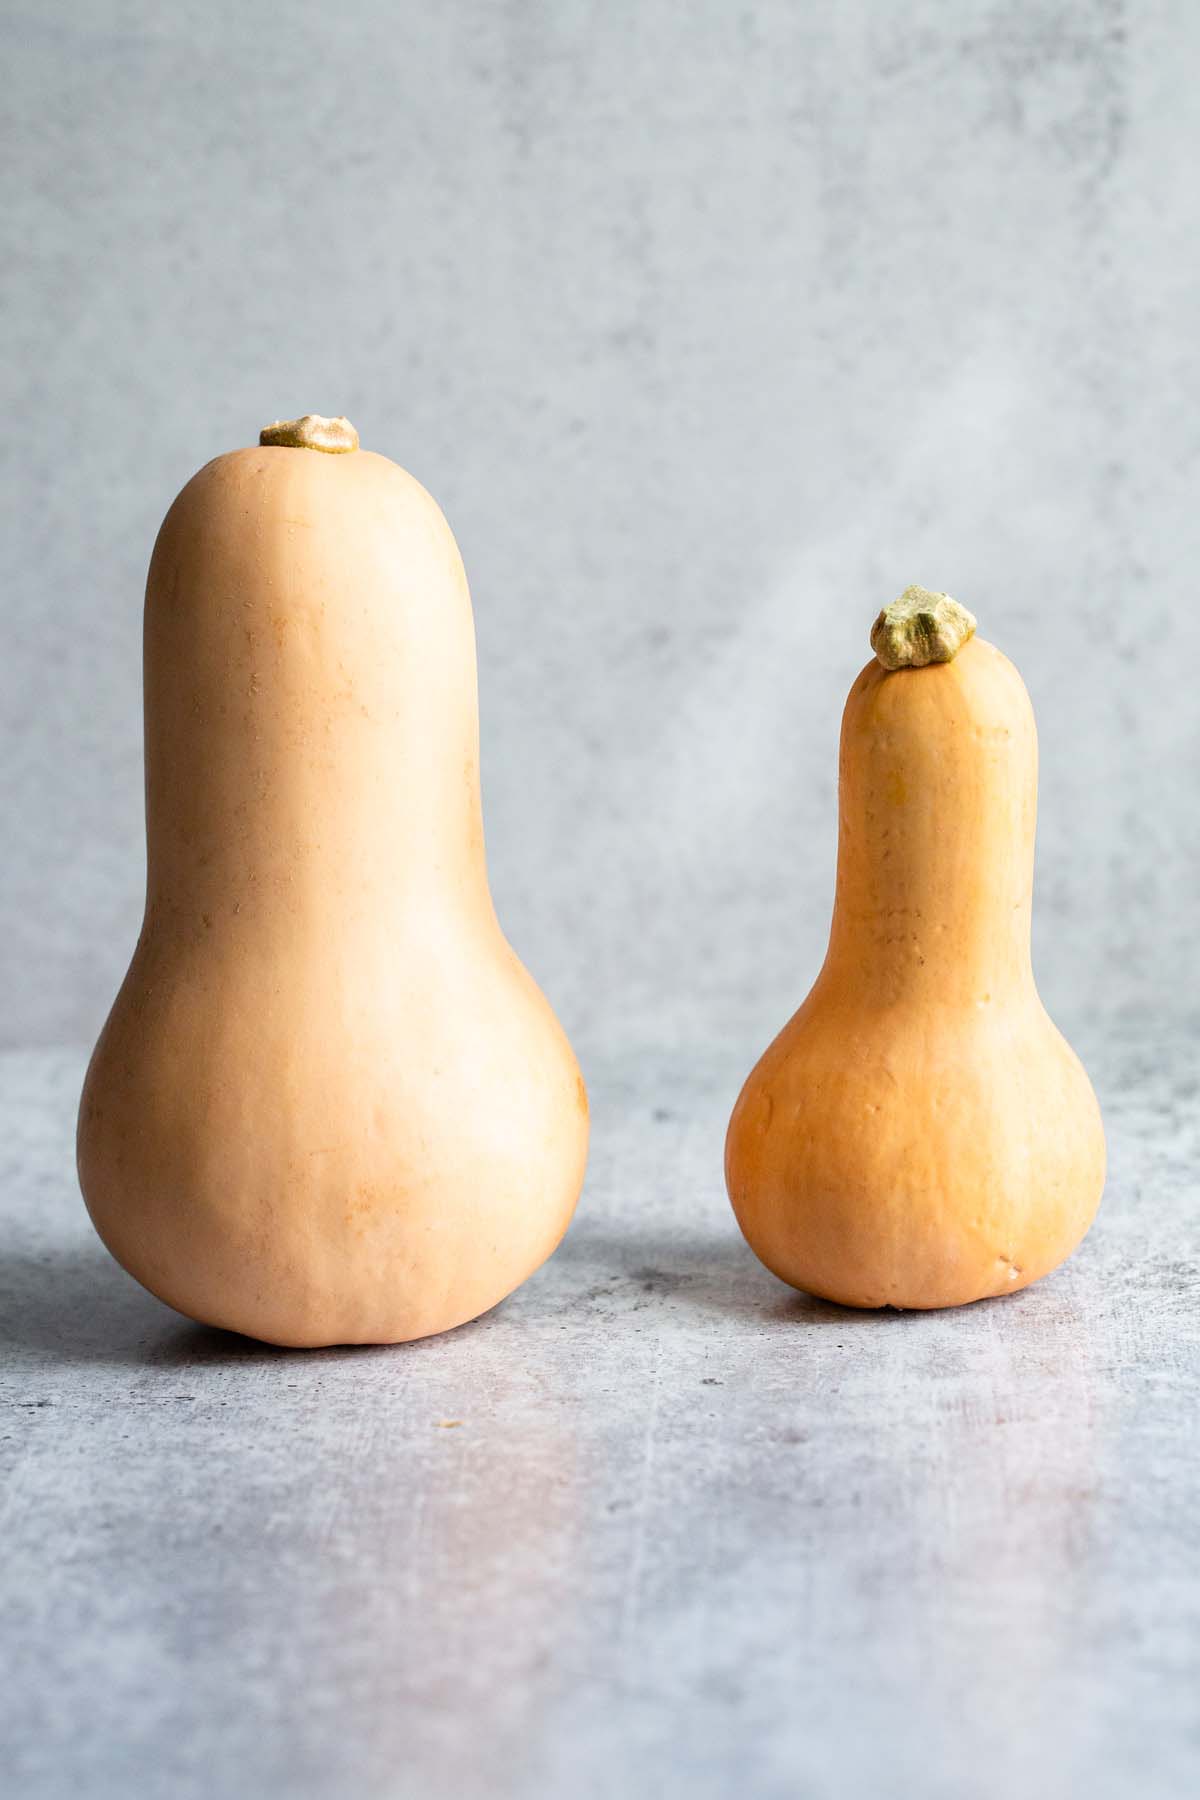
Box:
5;0;1198;1059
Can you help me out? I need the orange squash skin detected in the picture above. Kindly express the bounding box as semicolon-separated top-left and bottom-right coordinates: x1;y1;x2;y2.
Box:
78;442;588;1347
726;636;1105;1310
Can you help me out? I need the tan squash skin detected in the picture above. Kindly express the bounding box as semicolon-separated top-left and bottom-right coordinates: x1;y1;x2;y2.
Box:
726;594;1105;1310
78;421;588;1347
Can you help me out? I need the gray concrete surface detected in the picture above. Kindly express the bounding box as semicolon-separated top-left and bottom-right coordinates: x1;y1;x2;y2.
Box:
2;1030;1197;1800
4;1;1200;1056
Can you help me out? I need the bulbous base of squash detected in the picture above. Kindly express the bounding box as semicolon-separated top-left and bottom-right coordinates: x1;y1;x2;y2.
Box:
77;939;589;1348
725;998;1105;1312
80;1108;587;1350
79;1173;582;1349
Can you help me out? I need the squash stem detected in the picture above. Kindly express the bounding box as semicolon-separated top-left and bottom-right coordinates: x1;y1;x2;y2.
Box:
259;415;359;454
870;586;976;671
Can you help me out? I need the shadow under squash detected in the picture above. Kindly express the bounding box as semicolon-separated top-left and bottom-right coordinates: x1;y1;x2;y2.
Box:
2;1216;924;1376
0;1239;511;1373
552;1219;906;1331
0;1242;384;1373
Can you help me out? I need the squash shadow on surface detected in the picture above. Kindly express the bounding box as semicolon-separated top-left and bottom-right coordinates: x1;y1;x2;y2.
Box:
552;1220;903;1330
551;1223;1083;1328
0;1242;416;1372
0;1243;270;1371
0;1244;170;1370
3;1227;915;1374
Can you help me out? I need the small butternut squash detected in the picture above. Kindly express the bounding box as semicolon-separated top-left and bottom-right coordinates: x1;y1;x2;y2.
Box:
78;415;588;1347
726;588;1104;1310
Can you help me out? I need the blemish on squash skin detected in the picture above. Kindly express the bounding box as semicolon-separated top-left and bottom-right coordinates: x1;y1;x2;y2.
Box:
344;1186;380;1232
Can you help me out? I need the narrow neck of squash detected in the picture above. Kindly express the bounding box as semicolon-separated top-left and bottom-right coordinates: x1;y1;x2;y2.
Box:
821;687;1038;1007
822;848;1036;1007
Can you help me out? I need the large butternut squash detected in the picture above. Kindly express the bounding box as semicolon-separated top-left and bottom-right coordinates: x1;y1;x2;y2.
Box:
726;587;1104;1310
78;415;588;1346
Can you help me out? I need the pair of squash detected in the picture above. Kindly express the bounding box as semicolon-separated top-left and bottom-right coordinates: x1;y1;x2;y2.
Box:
78;422;1104;1345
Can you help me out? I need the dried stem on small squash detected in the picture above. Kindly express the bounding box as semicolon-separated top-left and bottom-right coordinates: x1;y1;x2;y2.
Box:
259;415;359;454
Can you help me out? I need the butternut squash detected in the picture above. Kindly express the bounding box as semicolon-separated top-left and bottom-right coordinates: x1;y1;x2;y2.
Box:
726;587;1104;1310
78;415;588;1347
